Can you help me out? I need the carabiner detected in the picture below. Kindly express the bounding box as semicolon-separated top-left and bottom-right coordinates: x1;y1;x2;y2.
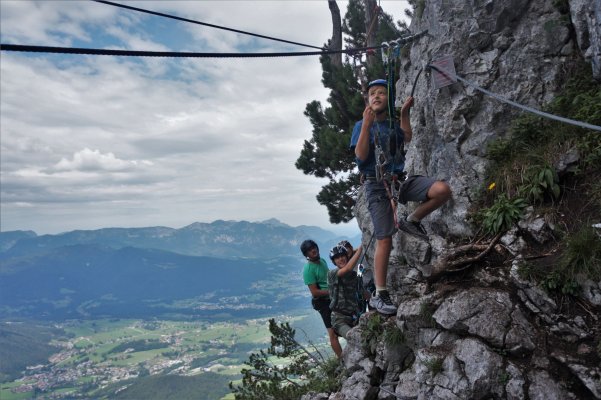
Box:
380;41;390;65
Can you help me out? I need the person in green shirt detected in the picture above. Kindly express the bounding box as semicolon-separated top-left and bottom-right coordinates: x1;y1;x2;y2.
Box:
300;239;342;358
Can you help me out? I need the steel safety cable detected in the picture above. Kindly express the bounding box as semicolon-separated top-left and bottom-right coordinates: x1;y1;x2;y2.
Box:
377;384;404;399
92;0;324;50
410;67;423;97
427;63;601;133
0;44;387;58
0;34;424;59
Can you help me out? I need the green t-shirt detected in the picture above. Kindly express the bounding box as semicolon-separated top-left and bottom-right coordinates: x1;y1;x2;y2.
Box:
302;258;329;291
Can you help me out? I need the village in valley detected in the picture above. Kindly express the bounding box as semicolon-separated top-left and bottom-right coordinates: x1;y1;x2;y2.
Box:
2;315;322;400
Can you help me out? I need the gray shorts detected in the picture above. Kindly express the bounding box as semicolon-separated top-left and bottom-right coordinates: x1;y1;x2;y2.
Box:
331;311;354;339
365;175;435;239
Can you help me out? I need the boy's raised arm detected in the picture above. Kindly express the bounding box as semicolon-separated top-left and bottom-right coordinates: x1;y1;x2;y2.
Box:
337;246;363;277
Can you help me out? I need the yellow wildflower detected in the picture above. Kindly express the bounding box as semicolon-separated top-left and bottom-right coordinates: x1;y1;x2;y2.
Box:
488;182;496;190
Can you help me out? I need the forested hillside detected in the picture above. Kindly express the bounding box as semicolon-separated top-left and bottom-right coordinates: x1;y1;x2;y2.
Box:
0;244;305;319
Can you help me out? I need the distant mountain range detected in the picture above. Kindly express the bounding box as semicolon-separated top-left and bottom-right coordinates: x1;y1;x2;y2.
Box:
0;219;360;320
0;218;360;259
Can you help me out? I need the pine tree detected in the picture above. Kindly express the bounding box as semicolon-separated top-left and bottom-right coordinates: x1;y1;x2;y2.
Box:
229;319;340;400
295;0;409;223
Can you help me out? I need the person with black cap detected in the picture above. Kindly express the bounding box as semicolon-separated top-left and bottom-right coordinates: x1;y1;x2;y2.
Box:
300;239;342;357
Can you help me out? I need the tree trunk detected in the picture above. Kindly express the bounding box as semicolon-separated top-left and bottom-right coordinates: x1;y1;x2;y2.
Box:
364;0;378;68
328;0;342;68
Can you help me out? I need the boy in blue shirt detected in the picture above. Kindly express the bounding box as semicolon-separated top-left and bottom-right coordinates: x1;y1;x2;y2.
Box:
350;79;452;315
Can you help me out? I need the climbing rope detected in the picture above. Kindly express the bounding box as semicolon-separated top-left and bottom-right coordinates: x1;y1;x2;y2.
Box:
426;63;601;133
357;231;375;268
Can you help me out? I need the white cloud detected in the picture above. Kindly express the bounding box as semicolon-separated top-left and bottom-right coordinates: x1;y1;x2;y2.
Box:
51;148;153;172
0;0;121;46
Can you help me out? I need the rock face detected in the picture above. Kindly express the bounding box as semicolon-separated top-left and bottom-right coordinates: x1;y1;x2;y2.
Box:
305;1;601;399
393;0;599;240
570;0;601;79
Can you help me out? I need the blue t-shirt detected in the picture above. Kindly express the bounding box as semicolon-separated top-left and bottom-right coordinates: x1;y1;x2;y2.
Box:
350;119;405;176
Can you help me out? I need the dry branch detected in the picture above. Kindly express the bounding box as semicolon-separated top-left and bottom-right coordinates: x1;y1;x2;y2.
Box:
429;232;503;278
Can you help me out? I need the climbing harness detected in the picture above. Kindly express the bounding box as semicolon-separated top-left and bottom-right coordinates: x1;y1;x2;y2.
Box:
382;174;404;229
372;119;405;228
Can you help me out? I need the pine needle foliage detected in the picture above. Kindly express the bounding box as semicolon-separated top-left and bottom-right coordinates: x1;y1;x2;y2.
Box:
229;319;342;400
296;0;407;223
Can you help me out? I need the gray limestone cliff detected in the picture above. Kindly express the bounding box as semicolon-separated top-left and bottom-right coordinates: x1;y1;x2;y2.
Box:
303;1;600;399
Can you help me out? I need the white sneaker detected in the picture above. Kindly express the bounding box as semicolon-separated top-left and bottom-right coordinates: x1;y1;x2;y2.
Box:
369;290;397;315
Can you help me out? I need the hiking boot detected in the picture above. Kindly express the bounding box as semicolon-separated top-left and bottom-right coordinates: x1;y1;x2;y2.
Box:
398;217;429;239
369;290;397;315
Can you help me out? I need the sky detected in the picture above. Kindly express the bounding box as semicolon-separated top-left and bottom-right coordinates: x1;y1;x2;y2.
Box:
1;0;409;236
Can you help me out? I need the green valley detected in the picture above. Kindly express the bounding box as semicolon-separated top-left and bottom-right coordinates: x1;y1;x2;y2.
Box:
0;221;354;398
0;312;330;399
